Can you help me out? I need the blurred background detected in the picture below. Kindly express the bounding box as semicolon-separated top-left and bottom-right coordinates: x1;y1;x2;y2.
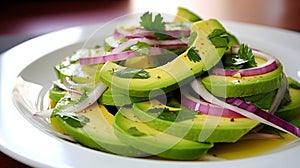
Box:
0;0;299;167
0;0;299;52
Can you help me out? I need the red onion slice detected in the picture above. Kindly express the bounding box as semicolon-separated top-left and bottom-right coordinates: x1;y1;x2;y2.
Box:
212;46;278;77
111;38;188;54
181;89;244;118
114;27;190;39
79;47;164;65
191;79;300;138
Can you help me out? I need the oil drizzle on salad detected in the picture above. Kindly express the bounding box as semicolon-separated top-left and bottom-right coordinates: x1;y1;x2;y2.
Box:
208;133;297;160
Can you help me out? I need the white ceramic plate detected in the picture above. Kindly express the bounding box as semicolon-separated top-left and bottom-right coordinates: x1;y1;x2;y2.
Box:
1;16;300;168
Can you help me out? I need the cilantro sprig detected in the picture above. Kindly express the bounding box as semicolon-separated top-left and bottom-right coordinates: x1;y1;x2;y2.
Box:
237;44;257;68
140;12;165;32
222;44;257;69
140;12;170;39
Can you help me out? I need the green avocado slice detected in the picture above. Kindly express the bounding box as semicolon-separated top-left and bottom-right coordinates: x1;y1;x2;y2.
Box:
52;93;146;157
99;19;228;97
98;87;148;106
173;7;202;23
132;100;259;143
201;64;284;98
275;87;300;120
113;107;213;160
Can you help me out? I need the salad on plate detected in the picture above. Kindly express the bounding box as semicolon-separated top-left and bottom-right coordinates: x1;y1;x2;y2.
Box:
35;7;300;160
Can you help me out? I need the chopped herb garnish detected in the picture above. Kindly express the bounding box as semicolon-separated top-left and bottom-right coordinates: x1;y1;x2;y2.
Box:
112;67;150;79
128;127;146;136
140;12;165;32
187;46;201;62
140;12;169;39
55;112;90;128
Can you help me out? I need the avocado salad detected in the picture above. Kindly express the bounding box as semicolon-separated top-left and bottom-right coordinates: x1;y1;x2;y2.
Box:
39;7;300;160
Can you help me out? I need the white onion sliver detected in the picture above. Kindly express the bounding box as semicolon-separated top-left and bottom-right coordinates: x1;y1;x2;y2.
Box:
191;79;300;138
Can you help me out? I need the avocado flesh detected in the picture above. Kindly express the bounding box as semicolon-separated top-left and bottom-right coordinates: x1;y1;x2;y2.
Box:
52;94;146;157
201;64;284;98
275;87;300;120
99;19;228;97
113;107;213;160
173;7;202;23
99;87;148;106
133;100;259;143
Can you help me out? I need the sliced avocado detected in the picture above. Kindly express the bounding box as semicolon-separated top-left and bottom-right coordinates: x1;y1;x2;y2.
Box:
173;7;202;23
113;107;213;160
99;19;229;97
49;85;66;103
201;64;284;98
99;87;148;106
275;87;300;120
52;93;146;157
132;100;259;143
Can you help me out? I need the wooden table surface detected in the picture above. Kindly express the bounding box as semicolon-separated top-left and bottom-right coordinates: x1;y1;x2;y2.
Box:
0;0;299;167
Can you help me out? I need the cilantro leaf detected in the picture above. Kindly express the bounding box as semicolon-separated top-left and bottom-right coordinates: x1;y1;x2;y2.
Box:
187;46;201;62
140;12;165;32
140;12;169;39
112;67;150;79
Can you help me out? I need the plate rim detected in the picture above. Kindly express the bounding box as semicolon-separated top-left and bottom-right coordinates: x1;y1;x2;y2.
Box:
1;20;300;168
